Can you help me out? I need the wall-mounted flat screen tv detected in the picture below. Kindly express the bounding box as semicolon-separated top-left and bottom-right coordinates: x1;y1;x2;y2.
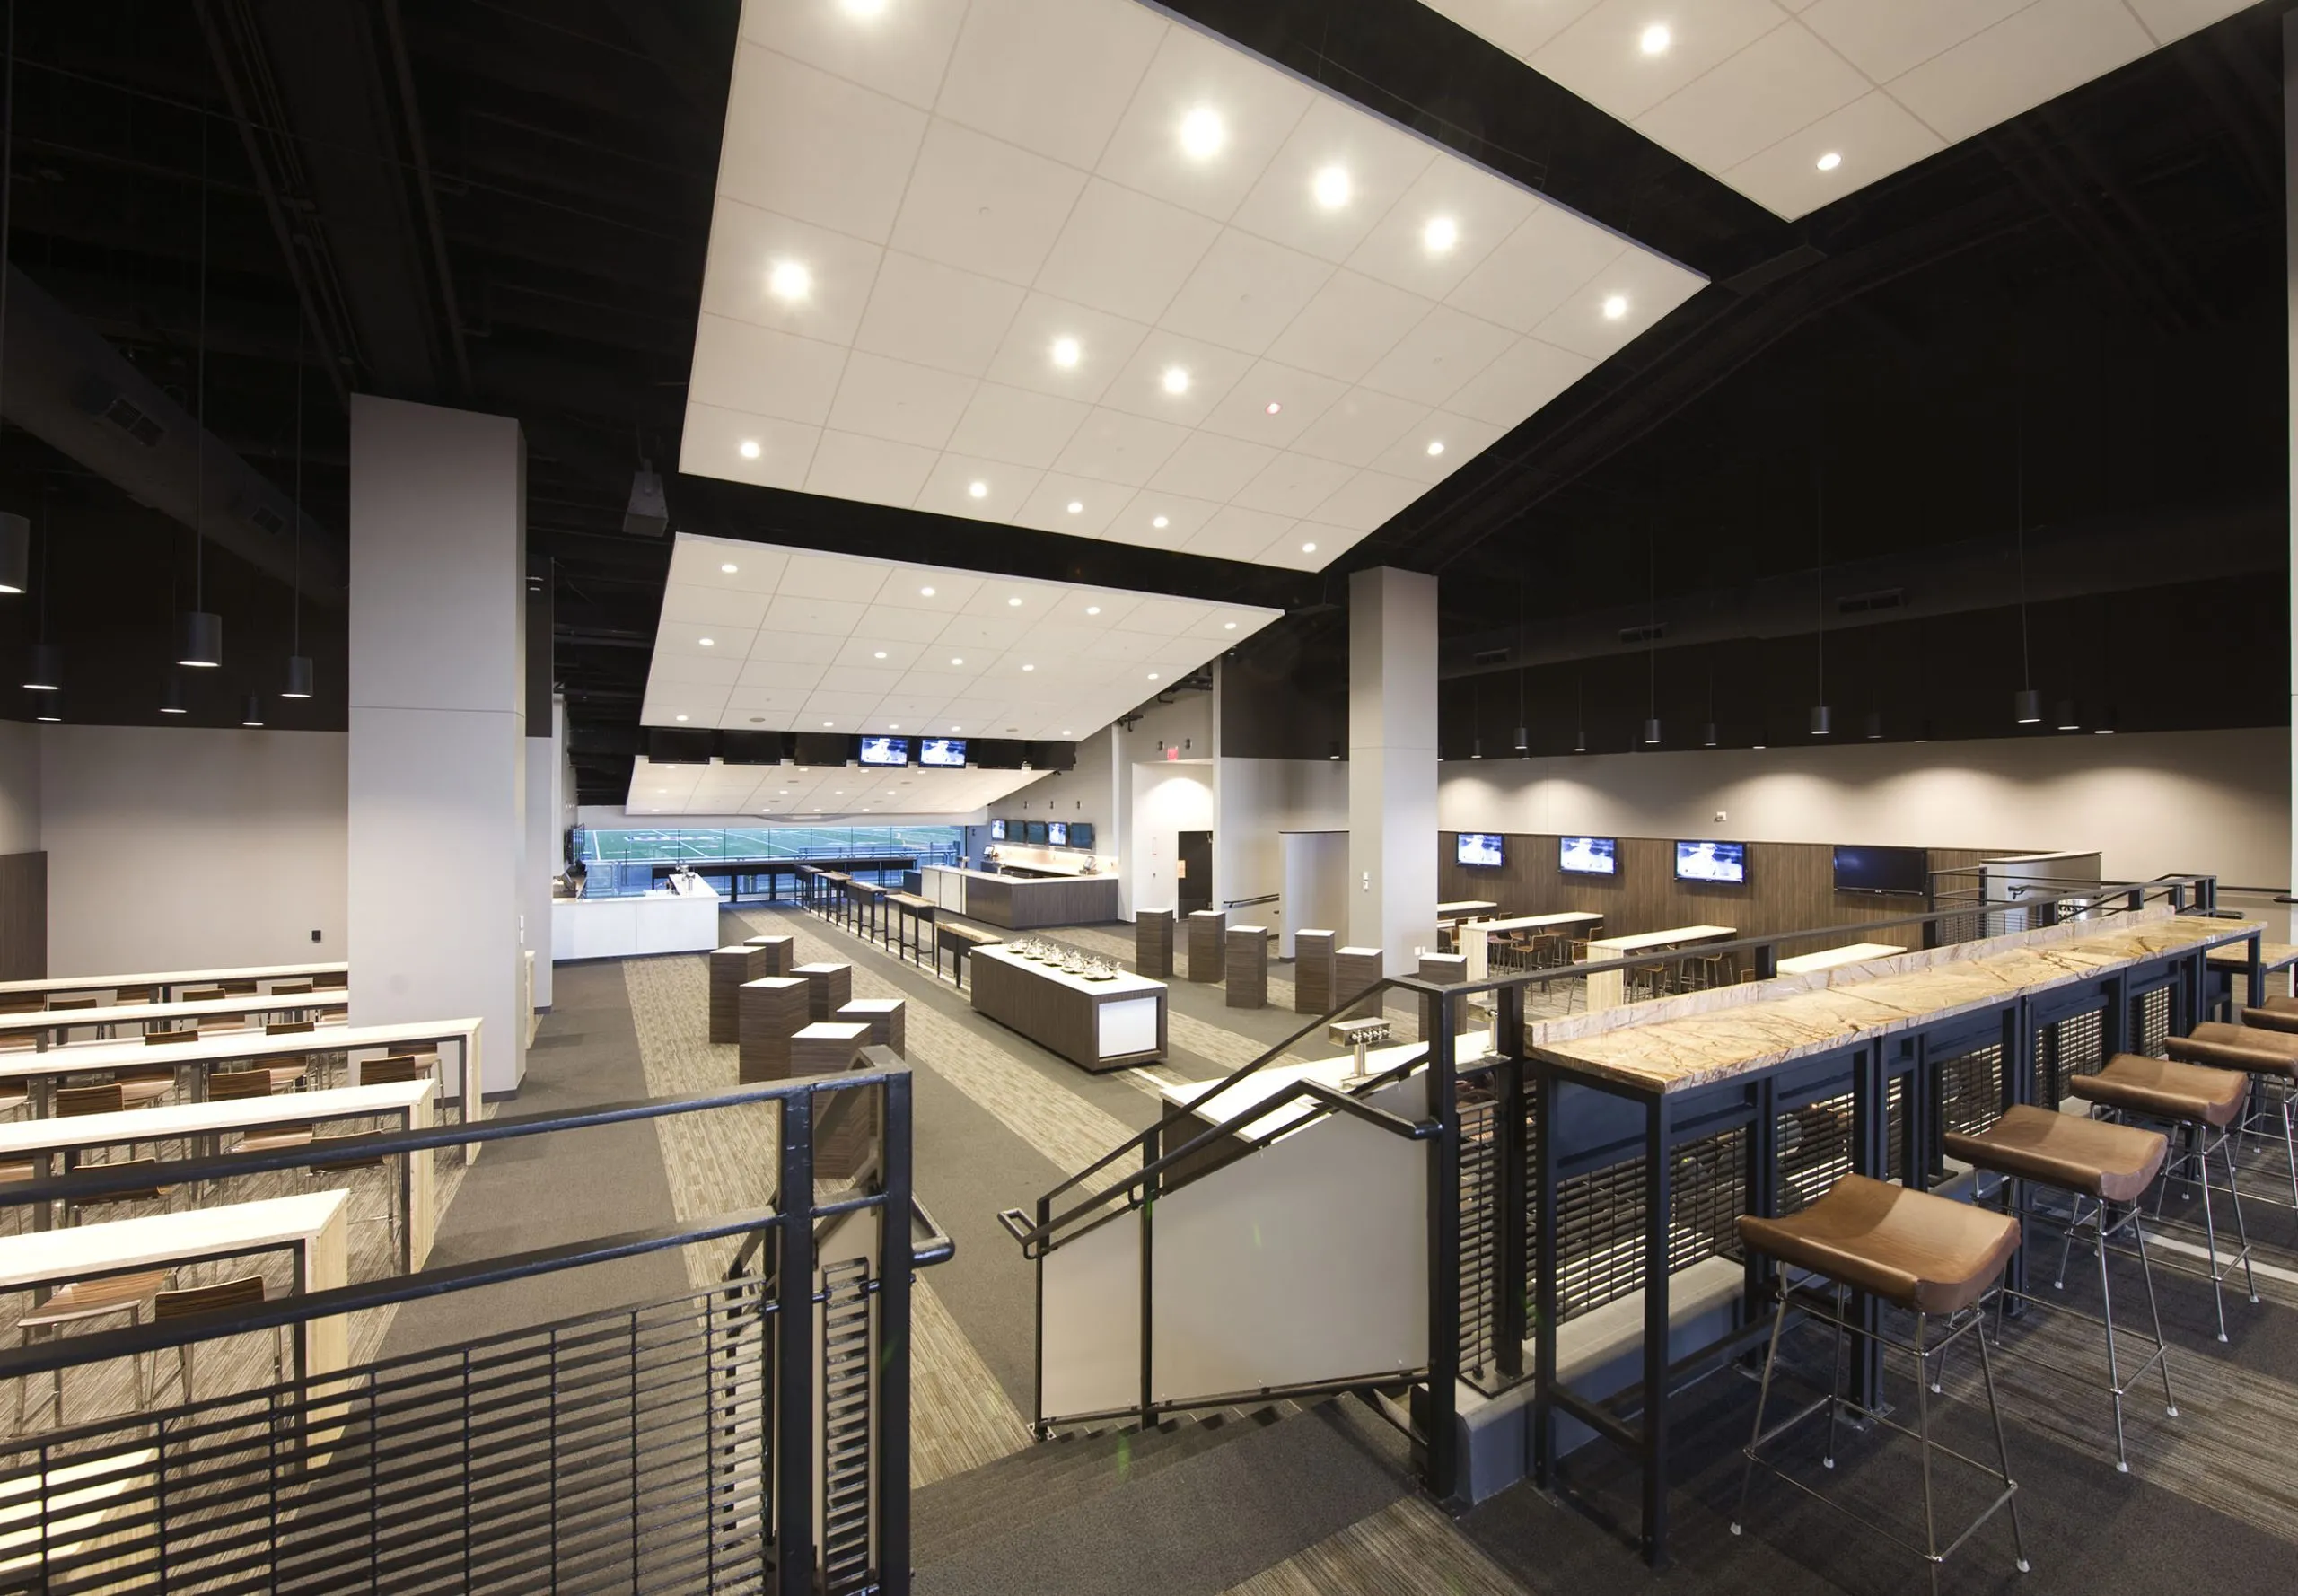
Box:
857;735;909;767
1047;821;1069;846
1559;836;1617;876
1022;820;1048;845
988;819;1006;841
1069;822;1094;851
1674;840;1747;884
1834;845;1928;896
918;737;968;767
1456;832;1505;867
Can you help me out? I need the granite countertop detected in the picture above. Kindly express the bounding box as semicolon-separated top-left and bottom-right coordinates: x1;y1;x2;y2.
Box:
1532;916;2262;1094
974;944;1165;997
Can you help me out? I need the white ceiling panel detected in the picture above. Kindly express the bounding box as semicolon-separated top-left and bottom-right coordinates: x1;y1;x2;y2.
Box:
688;0;1708;569
1371;411;1506;482
1428;0;2253;222
1311;469;1429;532
659;582;775;629
639;533;1281;749
1233;452;1357;519
1446;336;1596;426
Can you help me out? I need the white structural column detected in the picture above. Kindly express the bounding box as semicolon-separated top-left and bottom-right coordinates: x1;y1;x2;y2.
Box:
1348;566;1438;971
522;695;564;1013
348;396;529;1096
2287;12;2298;916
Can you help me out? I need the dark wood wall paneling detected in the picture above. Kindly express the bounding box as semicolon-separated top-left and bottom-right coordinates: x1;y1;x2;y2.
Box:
0;852;46;980
1437;836;2004;964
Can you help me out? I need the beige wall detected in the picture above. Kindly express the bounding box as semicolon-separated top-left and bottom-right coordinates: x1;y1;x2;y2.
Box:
39;724;347;975
1214;756;1347;919
1437;727;2290;889
0;720;37;855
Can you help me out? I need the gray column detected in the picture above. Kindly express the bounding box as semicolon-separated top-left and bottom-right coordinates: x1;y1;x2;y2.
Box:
2287;13;2297;910
348;395;529;1096
1348;566;1438;971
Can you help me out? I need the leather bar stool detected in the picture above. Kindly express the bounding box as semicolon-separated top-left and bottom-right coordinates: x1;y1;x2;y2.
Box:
1943;1105;2174;1471
2174;1017;2298;1208
2067;1054;2253;1341
1732;1174;2028;1592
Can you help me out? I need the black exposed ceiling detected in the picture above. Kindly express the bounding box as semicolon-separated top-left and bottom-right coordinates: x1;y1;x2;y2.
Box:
0;0;2288;802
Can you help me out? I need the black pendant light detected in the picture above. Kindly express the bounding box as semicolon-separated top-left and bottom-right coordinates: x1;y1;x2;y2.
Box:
2011;359;2039;724
1469;677;1482;758
1572;672;1586;753
0;5;23;600
1641;526;1661;745
1864;711;1883;741
32;698;58;723
2094;706;2118;736
282;308;312;698
1512;579;1528;754
240;695;264;728
177;108;222;671
160;670;188;715
21;498;53;689
1810;452;1830;736
2054;699;2080;732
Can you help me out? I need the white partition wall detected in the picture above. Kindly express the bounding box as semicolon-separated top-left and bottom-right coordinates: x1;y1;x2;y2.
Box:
1350;567;1439;970
1279;831;1348;961
348;396;529;1096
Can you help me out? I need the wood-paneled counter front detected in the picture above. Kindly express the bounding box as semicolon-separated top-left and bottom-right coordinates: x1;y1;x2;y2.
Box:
968;945;1166;1073
917;866;1118;929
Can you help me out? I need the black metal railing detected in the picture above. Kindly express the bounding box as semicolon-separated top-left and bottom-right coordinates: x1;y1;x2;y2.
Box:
0;1063;949;1596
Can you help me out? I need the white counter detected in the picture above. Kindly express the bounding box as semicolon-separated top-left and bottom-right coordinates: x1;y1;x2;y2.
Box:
552;888;724;960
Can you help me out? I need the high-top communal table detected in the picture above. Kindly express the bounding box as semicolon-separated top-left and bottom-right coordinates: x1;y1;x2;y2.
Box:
0;962;348;1007
1577;925;1735;1011
1456;911;1604;981
885;893;936;965
2207;937;2298;1013
918;866;1119;929
0;989;350;1047
1521;911;2260;1565
1775;942;1906;976
968;945;1166;1073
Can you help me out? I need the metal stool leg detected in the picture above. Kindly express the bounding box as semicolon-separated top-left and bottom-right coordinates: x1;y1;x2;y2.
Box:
1822;1282;1848;1469
1913;1312;1941;1596
2095;1199;2129;1472
2219;1129;2259;1307
1974;1312;2032;1574
1730;1289;1794;1538
2131;1211;2179;1419
2195;1131;2231;1342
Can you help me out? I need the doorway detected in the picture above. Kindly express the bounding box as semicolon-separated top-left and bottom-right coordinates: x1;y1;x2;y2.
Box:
1177;830;1213;915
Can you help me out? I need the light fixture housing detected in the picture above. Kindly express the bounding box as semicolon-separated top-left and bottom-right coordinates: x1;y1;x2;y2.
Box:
32;701;59;723
1513;724;1528;752
1470;738;1483;760
284;655;314;698
2094;706;2118;735
1864;711;1883;741
2013;688;2041;724
2054;700;2080;732
1703;722;1718;749
240;695;264;727
1642;717;1661;746
0;512;26;594
1573;729;1587;754
1810;704;1833;737
160;671;188;715
177;610;224;669
22;643;60;692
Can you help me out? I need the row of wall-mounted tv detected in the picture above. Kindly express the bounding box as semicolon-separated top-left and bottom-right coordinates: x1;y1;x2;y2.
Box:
1455;834;1930;896
857;735;968;768
988;819;1095;850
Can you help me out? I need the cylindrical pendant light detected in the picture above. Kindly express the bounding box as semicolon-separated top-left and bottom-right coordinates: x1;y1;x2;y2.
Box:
22;641;58;691
2094;706;2118;736
284;654;313;699
1702;722;1718;748
160;671;188;715
33;700;59;723
1810;704;1832;737
1642;717;1661;746
0;513;24;595
1864;711;1882;741
177;106;222;671
0;11;23;595
240;695;264;728
2054;699;2080;732
1470;738;1483;760
2013;688;2040;724
281;301;311;701
178;609;223;669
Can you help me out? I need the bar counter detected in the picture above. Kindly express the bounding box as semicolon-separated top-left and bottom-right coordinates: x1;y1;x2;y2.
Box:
917;866;1118;929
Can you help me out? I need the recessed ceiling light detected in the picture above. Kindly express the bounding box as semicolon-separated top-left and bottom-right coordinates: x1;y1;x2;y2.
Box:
950;656;964;666
1162;366;1190;395
822;720;833;727
1006;595;1023;607
720;562;738;574
951;724;961;732
1224;621;1237;630
1062;730;1072;737
1816;151;1842;171
1602;294;1628;320
767;260;811;301
1640;23;1671;55
1311;165;1351;209
840;0;886;15
698;636;714;646
1152;515;1169;529
1146;672;1160;681
966;480;988;501
738;439;761;460
919;584;936;596
1425;440;1444;457
675;715;689;722
1085;605;1101;615
1301;540;1318;553
873;650;887;659
1066;500;1083;514
1178;106;1225;160
1051;337;1080;368
1423;216;1458;253
888;723;899;730
1265;400;1282;416
1022;663;1036;671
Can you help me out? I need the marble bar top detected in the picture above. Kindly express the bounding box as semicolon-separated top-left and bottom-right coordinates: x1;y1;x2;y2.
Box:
1532;915;2263;1095
2208;940;2298;970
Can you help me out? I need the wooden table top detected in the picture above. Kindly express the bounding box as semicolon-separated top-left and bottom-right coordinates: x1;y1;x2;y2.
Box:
1534;916;2259;1095
1586;925;1736;953
0;991;349;1038
1469;912;1605;935
0;1190;346;1292
0;962;348;1001
1776;943;1906;976
1437;901;1500;917
0;1082;433;1158
2;1017;480;1086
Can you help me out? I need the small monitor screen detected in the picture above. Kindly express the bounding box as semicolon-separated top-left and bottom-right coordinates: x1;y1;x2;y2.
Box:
1047;820;1069;846
988;819;1006;841
918;737;968;767
1675;840;1747;884
857;735;909;767
1456;832;1505;867
1559;837;1617;876
1069;822;1094;851
1022;820;1048;845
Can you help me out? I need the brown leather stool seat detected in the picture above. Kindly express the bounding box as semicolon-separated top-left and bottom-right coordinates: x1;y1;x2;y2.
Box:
2066;1054;2246;1127
2241;996;2298;1031
2166;1022;2298;1078
1945;1105;2168;1204
1738;1173;2018;1317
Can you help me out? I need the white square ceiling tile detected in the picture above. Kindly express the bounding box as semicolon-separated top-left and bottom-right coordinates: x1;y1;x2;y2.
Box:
1724;90;1946;220
1360;304;1511;407
1118;596;1212;636
1184;608;1263;642
1034;180;1224;324
1097;332;1252;427
1233;452;1357;518
1531;249;1705;360
1634;22;1869;175
1096;488;1221;548
725;687;814;715
782;552;897;603
680;404;819;490
982;293;1153;403
689;313;848;425
1445;337;1594;425
1264;270;1432;385
947;382;1093;469
1530;0;1790;123
1147;432;1278;500
644;687;729;723
1887;0;2151;144
874;567;986;609
853;252;1025;377
1310;469;1426;532
1014;473;1130;535
1082;629;1162;663
816;666;910;697
1052;408;1191;487
1257;524;1348;569
1343;159;1539;300
890;120;1090;287
763;593;869;636
1158;231;1336;357
1183;504;1298;562
838;637;925;670
1797;0;2034;83
1228;96;1438;264
1444;205;1627;335
669;539;789;592
1371;411;1507;482
742;636;839;671
933;0;1164;166
1043;590;1143;628
718;44;926;242
802;690;889;718
1196;359;1346;447
651;653;747;688
1415;0;1604;57
826;351;979;449
958;583;1041;620
858;605;959;645
743;0;971;110
1092;22;1315;223
1288;388;1428;465
660;582;775;629
914;454;1043;521
658;621;755;658
2127;0;2254;45
803;431;938;507
697;199;885;345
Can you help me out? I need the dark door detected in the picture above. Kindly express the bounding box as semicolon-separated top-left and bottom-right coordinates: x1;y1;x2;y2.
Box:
1177;831;1213;915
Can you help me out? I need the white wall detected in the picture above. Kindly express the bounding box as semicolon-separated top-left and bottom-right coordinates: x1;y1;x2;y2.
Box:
0;719;38;855
1214;757;1347;930
1113;688;1215;920
1130;761;1213;918
1437;727;2291;888
38;724;346;975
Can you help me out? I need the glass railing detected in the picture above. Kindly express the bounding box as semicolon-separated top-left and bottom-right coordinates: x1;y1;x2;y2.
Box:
574;826;964;900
